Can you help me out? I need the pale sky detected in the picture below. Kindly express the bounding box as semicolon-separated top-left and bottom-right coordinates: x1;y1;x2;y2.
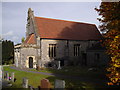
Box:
1;2;101;44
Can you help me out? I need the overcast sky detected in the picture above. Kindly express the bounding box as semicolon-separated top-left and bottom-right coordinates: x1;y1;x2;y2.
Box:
2;2;101;44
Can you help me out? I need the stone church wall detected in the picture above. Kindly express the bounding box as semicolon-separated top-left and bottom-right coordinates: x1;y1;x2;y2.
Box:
14;45;21;67
20;46;38;68
14;39;101;68
40;39;67;67
14;49;20;67
40;39;98;67
87;50;110;67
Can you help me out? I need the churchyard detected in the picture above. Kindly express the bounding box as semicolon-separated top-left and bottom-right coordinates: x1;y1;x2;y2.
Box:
2;65;110;90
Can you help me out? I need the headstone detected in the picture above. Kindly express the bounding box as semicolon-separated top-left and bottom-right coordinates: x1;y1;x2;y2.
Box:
6;72;9;81
28;85;34;90
57;61;61;70
2;71;4;80
11;72;14;82
41;79;50;90
3;71;6;79
54;79;65;90
7;83;12;87
0;66;2;90
4;71;7;79
22;77;28;88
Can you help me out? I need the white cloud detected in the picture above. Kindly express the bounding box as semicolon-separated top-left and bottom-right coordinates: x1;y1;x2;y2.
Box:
2;31;13;37
2;0;101;2
2;31;20;41
12;36;19;41
11;36;20;44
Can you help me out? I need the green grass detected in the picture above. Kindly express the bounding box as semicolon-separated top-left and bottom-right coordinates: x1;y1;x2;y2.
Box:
31;66;106;79
3;66;108;89
3;66;53;88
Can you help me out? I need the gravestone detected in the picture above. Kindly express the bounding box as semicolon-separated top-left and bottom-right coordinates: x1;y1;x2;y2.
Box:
57;61;61;70
6;72;9;81
54;79;65;90
0;66;2;90
28;85;34;90
4;71;7;79
2;71;4;80
11;72;14;82
41;79;50;90
22;77;28;88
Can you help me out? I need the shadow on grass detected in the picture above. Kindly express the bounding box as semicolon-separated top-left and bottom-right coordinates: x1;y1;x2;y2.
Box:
3;66;112;89
43;66;108;90
46;76;94;90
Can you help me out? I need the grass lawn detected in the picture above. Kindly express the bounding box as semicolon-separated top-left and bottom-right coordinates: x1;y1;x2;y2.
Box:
31;66;107;79
3;66;108;89
3;66;56;88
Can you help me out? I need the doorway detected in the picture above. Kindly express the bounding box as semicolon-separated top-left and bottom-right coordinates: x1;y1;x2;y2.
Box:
29;57;33;68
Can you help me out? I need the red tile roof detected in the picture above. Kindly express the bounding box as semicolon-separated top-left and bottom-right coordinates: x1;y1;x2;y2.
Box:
35;17;102;40
24;34;36;44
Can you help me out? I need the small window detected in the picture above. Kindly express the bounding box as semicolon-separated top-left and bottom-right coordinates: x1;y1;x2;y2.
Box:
49;44;56;58
74;44;80;56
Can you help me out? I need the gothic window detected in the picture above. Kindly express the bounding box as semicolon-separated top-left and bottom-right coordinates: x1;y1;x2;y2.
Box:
49;44;56;58
74;44;80;56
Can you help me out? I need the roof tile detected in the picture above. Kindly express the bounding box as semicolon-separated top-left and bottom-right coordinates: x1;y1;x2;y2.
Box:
35;17;102;40
24;34;36;44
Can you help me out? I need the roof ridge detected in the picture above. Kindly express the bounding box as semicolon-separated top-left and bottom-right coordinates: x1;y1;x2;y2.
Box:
34;16;95;26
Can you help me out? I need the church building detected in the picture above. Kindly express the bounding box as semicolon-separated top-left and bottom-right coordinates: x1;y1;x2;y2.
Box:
14;8;109;68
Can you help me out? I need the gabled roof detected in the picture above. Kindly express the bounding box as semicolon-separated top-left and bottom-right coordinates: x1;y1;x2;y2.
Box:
35;17;102;40
24;34;36;44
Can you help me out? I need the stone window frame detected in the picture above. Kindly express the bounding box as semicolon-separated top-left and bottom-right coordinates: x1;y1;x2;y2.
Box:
74;44;81;56
48;44;57;58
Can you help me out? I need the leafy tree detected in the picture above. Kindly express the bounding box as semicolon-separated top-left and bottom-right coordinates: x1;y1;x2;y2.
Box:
21;37;25;43
2;40;14;64
95;2;120;85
